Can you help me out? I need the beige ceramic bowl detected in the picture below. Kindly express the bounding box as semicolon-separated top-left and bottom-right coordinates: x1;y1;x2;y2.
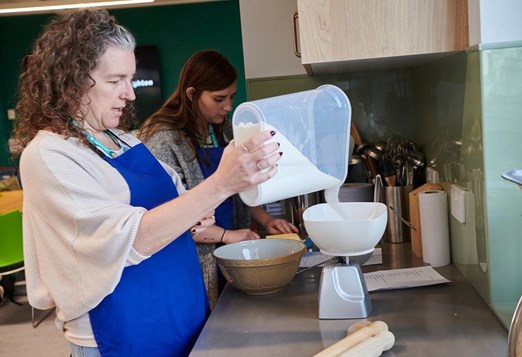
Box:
213;239;306;295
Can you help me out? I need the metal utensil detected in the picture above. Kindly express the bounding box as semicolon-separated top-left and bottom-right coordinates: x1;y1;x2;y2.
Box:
350;154;371;180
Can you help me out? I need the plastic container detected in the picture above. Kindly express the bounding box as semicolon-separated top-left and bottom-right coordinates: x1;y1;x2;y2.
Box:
232;85;351;206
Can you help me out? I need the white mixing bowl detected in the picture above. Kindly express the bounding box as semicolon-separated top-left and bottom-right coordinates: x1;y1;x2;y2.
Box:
303;202;387;256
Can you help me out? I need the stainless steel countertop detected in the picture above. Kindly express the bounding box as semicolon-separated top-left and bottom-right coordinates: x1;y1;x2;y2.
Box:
190;243;508;356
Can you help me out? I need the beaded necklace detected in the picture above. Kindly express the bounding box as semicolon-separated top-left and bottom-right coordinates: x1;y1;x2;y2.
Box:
69;118;130;158
208;124;219;148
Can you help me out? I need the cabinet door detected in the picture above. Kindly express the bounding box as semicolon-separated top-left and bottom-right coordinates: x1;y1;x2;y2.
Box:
298;0;468;65
239;0;307;79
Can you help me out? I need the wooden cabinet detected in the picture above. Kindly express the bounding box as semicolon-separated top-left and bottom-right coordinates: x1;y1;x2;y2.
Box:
297;0;469;74
239;0;307;79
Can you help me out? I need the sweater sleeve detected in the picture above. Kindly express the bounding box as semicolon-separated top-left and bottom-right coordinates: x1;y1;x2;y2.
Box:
143;131;188;189
20;132;149;320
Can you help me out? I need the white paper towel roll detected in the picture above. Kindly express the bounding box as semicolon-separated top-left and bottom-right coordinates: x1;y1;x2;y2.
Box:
419;190;450;267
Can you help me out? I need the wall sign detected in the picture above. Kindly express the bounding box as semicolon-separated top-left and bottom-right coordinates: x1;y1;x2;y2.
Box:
132;45;163;128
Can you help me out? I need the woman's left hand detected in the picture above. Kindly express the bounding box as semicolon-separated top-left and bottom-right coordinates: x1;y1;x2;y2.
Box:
190;215;216;236
263;218;299;235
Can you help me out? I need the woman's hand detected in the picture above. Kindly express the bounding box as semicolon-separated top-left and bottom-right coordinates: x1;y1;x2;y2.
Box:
189;215;216;237
250;206;299;235
263;218;299;235
222;229;260;244
190;225;259;245
210;130;281;197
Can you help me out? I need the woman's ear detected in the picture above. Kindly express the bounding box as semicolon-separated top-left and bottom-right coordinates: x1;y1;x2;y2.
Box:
186;87;196;101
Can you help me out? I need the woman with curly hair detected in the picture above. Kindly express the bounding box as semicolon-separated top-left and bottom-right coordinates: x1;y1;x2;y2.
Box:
13;8;281;357
139;50;298;308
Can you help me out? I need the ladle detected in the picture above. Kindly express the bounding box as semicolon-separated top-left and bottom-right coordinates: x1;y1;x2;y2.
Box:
350;154;371;180
407;149;425;168
366;146;383;178
375;141;387;151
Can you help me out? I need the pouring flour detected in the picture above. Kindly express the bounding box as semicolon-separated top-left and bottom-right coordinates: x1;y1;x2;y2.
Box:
232;85;352;213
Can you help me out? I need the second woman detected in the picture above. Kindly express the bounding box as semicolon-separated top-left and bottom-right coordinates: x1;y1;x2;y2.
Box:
139;50;298;308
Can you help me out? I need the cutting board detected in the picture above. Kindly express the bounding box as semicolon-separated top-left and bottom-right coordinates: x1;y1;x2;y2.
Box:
409;183;443;257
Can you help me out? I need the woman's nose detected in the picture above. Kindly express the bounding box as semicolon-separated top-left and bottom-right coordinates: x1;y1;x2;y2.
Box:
123;81;136;101
223;99;233;112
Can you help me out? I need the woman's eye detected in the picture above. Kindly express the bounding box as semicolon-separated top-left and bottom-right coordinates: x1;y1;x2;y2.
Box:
109;79;124;85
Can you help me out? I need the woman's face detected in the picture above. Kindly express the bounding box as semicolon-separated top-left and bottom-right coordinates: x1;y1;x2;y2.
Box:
196;82;237;125
81;46;136;133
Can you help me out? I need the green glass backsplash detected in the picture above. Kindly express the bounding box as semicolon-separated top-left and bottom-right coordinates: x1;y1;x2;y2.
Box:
248;70;416;145
480;45;522;327
448;51;490;301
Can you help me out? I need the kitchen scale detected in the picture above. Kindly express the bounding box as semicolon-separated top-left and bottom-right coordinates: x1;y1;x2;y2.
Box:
303;201;388;319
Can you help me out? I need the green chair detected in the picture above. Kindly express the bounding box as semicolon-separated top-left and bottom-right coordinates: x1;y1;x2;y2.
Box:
0;210;24;274
0;209;54;328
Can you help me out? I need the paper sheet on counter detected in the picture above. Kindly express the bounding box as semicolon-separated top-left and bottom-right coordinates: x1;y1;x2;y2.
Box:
364;266;450;292
300;248;382;268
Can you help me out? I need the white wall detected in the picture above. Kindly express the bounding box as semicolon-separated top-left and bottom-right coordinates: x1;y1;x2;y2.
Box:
468;0;522;45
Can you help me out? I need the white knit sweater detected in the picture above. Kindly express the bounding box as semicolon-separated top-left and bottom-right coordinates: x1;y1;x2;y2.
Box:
20;130;185;325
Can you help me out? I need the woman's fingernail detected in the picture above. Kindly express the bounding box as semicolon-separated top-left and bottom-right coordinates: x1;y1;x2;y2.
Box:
270;130;276;136
191;228;196;233
277;142;280;147
196;221;201;226
279;152;283;156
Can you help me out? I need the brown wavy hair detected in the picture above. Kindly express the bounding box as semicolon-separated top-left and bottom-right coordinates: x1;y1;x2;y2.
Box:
12;8;136;156
138;50;237;161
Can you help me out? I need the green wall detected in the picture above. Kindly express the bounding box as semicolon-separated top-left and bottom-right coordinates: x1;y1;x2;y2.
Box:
0;13;52;167
0;0;245;166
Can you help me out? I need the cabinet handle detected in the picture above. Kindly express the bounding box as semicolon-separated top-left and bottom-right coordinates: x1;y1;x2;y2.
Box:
292;11;301;58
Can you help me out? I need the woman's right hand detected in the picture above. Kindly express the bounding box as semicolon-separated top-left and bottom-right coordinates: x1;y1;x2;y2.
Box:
222;229;260;244
211;130;281;196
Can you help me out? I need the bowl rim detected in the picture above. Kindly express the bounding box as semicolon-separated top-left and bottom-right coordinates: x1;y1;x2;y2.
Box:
213;239;306;266
303;201;387;222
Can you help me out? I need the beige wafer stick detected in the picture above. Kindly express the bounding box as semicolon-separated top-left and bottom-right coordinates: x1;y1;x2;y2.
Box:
313;321;389;357
338;330;395;357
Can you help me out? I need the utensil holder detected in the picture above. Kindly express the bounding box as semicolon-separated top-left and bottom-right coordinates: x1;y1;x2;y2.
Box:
384;185;413;243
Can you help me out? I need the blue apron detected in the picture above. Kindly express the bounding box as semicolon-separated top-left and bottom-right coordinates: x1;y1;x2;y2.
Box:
197;146;233;230
89;142;210;357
